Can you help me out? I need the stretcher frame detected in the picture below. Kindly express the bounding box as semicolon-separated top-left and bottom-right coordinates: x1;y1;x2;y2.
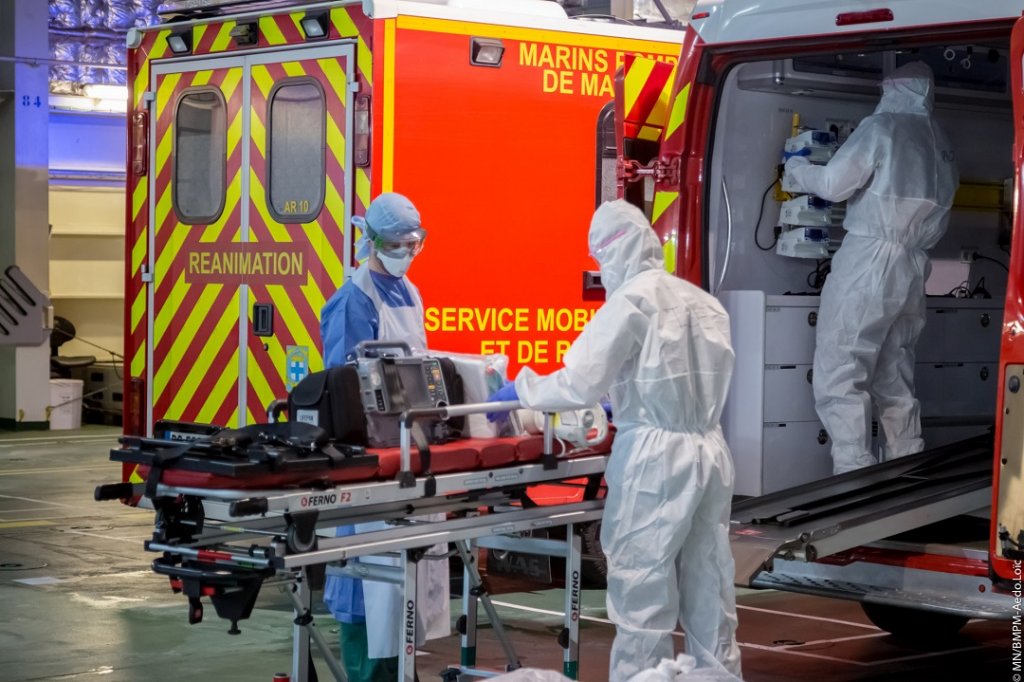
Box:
97;402;609;681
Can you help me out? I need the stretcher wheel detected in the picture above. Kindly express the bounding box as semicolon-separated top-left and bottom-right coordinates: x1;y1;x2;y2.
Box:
286;523;317;553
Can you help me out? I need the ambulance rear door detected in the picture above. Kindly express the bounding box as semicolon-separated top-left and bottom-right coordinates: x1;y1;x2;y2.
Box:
147;43;355;432
615;23;714;286
993;14;1024;585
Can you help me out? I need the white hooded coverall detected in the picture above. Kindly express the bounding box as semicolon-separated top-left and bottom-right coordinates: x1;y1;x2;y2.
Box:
513;201;742;681
785;61;959;474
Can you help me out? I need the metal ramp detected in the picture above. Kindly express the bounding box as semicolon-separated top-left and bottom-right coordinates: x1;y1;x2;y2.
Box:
730;434;993;588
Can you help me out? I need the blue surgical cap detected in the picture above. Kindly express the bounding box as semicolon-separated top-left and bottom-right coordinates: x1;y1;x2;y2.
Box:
353;192;424;241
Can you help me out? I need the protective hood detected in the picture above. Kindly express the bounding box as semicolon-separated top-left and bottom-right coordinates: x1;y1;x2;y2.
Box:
875;61;934;115
588;200;664;295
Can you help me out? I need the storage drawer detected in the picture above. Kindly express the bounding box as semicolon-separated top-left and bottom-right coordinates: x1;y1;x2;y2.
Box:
764;305;819;365
761;421;834;494
763;364;816;422
920;305;1002;363
915;362;997;418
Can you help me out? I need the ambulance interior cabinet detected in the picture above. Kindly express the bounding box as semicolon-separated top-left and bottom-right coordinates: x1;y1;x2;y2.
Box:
719;290;1001;497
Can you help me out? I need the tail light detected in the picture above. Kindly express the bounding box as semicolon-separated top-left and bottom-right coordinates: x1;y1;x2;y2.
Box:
132;109;149;176
125;375;145;437
354;95;370;167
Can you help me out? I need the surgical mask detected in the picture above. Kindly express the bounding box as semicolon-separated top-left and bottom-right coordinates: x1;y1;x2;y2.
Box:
378;252;413;277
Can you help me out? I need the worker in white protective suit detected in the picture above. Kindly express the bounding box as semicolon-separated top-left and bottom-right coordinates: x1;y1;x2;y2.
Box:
320;192;449;681
784;61;959;474
497;200;742;681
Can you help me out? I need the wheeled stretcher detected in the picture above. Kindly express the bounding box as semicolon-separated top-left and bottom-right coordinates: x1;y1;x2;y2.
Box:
96;401;612;682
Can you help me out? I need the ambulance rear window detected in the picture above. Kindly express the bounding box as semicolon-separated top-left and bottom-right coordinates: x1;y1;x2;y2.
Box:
268;78;326;223
173;89;227;224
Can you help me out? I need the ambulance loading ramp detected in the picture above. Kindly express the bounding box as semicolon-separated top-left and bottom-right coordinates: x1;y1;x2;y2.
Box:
730;433;993;588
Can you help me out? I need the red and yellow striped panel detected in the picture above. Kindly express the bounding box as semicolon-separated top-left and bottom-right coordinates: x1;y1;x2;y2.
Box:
245;56;351;423
649;27;706;284
151;65;246;428
621;54;678;143
126;29;171;408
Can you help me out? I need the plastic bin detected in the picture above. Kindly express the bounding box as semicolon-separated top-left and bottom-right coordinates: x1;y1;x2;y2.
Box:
49;379;83;430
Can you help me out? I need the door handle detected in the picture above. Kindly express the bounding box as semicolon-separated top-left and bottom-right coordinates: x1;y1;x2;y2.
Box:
253;303;274;337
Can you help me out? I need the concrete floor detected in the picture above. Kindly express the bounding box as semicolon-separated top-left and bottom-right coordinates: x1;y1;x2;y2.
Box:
0;427;1015;681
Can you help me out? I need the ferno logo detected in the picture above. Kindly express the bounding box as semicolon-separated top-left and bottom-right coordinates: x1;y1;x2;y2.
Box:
570;569;580;622
184;244;310;286
405;599;416;655
300;493;338;508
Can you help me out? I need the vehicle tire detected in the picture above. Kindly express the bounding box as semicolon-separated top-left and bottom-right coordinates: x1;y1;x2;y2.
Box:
579;521;608;589
860;602;969;643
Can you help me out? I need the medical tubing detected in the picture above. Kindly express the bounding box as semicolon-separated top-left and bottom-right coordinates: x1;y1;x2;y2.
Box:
754;178;780;251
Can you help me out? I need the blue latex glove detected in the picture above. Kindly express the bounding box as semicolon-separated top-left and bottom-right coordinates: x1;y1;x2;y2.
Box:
600;398;613;422
782;147;811;160
485;381;519;422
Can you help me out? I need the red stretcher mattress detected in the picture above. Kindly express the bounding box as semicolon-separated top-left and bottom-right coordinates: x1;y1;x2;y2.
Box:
133;431;614;491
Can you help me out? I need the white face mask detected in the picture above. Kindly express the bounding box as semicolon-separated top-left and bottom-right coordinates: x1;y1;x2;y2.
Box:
378;252;413;277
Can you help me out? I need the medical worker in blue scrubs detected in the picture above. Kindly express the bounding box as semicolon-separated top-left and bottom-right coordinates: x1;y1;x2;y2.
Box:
320;192;449;681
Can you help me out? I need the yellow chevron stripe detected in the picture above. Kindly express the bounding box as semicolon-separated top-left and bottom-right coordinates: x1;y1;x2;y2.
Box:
647;67;678;128
662;232;677;275
249;171;291;242
160;288;237;417
651;190;679;225
131;226;148;276
195;351;240;425
330;8;360;40
154;130;173;189
154;185;173;240
624;58;655;120
132;180;147;220
225;101;243;158
638;125;662;142
356;168;370;210
152;267;188;354
268;285;318;368
250;105;267;160
191;69;213;87
283;61;305;78
221;66;242;103
330;9;371;83
323;175;345;229
302;216;343;288
360;37;376;83
245;345;277;424
131;341;146;378
211;22;234;53
192;25;207;50
318;57;349;110
156;71;182;115
665;83;691;141
260;15;287;46
383;19;396;192
131;287;147;334
327;115;346;171
134;31;169;109
128;464;144;484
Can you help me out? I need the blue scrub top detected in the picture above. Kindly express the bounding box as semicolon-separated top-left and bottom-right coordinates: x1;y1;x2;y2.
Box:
320;270;416;368
319;269;417;623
